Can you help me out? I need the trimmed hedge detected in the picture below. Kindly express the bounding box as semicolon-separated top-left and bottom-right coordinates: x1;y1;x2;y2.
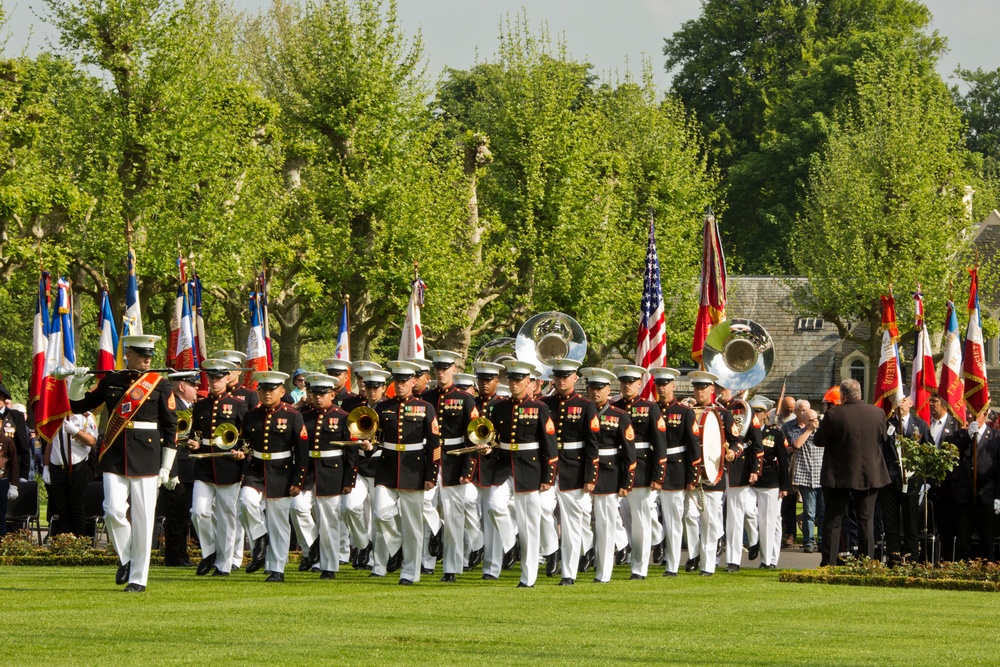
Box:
779;570;1000;592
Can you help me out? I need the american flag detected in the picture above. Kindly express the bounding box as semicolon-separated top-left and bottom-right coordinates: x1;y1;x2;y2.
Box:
636;212;666;400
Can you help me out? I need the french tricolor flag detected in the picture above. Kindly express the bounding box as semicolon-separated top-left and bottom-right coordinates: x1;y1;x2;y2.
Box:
30;272;51;414
37;279;75;442
97;288;118;372
243;292;269;389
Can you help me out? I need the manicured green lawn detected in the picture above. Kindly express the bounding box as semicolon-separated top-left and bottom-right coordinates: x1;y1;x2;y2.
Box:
2;565;998;665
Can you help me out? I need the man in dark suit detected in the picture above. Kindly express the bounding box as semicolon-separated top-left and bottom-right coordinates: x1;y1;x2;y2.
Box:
814;379;891;566
0;383;31;482
927;392;962;558
950;412;1000;561
878;393;931;564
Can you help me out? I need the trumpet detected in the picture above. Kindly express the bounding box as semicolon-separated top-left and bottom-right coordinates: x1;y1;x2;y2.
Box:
176;410;193;440
328;406;380;446
448;417;496;455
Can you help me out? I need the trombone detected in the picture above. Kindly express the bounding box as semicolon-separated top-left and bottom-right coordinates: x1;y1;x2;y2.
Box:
176;410;193;440
189;423;247;458
328;406;380;446
447;417;496;455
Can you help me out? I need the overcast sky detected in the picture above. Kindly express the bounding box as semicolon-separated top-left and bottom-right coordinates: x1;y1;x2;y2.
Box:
3;0;998;90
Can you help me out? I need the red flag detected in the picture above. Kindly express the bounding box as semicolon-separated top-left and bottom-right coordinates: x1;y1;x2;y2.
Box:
36;279;74;442
243;292;269;390
909;289;936;422
963;267;990;418
873;291;904;416
938;300;964;424
692;208;726;365
636;214;666;399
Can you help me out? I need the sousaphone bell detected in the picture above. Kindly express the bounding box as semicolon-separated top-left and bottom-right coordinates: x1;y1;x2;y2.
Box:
514;312;587;380
702;318;774;392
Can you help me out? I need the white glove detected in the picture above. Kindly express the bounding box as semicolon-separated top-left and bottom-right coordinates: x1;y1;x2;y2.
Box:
968;420;981;436
158;448;177;488
7;486;18;501
63;419;80;436
68;369;91;401
994;499;1000;516
165;476;179;491
42;466;51;485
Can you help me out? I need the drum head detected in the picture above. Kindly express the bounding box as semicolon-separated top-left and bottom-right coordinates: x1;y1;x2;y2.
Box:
699;410;724;485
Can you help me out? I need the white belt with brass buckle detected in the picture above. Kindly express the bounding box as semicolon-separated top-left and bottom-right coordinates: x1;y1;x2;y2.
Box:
383;441;426;452
559;441;583;450
126;421;158;430
253;451;292;461
665;446;685;455
200;438;212;446
634;441;650;450
309;450;342;459
499;441;538;452
443;437;465;446
598;447;617;456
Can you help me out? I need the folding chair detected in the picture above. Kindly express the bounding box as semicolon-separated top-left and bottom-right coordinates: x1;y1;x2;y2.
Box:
84;480;107;548
6;480;42;545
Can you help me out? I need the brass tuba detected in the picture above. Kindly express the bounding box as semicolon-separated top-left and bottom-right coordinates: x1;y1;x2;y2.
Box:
702;319;774;392
347;406;379;440
514;312;587;380
212;422;240;449
175;410;193;440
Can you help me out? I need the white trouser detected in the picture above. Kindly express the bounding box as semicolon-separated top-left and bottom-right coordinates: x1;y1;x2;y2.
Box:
753;487;781;567
593;494;621;582
463;482;483;556
440;483;472;575
557;485;588;580
231;523;245;568
479;486;502;577
684;490;702;560
659;489;687;574
539;486;558;557
581;493;594;551
238;485;268;542
262;493;292;573
614;508;629;551
374;485;425;582
627;486;654;576
422;485;441;570
190;480;240;574
363;477;391;576
725;484;759;565
291;489;317;551
104;473;158;586
698;490;725;573
340;517;351;562
489;479;541;586
650;493;664;545
341;478;371;550
315;494;344;572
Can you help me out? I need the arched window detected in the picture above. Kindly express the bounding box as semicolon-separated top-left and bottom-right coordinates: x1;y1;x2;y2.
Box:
849;358;867;393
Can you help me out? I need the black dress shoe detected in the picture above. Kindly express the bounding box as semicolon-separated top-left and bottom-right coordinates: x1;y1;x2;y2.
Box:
123;583;145;593
368;572;384;578
349;546;358;567
211;568;229;577
116;561;131;585
663;570;677;577
716;536;726;558
246;536;268;574
591;578;608;584
545;551;560;578
614;545;631;566
387;549;403;574
629;573;645;580
428;529;443;559
759;562;770;569
651;541;665;565
684;556;700;573
559;578;574;586
579;548;595;573
726;563;740;573
467;547;484;571
515;582;533;588
481;573;498;581
502;545;518;571
699;570;713;577
196;553;216;577
747;542;760;561
440;573;457;583
353;543;373;570
264;572;285;582
398;578;414;586
320;571;337;580
299;541;318;571
421;566;435;575
231;565;241;572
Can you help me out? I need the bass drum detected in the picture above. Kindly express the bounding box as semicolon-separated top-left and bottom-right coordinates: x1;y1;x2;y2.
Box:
698;409;725;485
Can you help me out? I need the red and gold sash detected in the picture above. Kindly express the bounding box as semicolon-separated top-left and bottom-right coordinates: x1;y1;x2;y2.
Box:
99;372;163;462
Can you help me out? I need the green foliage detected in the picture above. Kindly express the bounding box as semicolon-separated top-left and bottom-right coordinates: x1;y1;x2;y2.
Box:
953;67;1000;177
791;58;976;356
783;556;1000;591
898;434;959;482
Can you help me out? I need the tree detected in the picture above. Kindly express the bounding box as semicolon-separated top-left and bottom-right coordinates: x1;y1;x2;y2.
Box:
664;0;946;272
791;59;978;371
953;66;1000;178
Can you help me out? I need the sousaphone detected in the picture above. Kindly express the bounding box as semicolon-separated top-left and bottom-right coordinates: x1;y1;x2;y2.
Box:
514;312;587;380
702;318;774;392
